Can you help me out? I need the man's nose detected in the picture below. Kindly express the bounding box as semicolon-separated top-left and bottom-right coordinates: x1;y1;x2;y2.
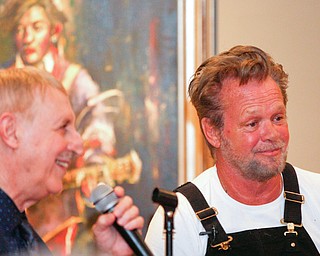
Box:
260;121;278;141
68;130;84;156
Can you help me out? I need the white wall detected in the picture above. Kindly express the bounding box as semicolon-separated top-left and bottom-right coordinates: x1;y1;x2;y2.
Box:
216;0;320;173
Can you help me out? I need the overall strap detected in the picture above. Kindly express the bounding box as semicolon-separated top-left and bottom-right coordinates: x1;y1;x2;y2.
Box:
282;163;304;240
282;162;304;225
174;182;233;251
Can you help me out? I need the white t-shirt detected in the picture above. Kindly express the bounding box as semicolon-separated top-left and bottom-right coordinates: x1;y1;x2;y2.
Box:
145;165;320;256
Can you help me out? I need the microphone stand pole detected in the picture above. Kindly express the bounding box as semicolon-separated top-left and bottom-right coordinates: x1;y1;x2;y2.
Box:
152;188;178;256
163;206;174;256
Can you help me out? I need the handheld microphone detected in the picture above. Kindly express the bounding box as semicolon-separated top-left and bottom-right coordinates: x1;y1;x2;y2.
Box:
90;183;153;256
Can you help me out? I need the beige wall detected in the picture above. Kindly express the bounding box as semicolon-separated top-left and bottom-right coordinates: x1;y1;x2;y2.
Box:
216;0;320;173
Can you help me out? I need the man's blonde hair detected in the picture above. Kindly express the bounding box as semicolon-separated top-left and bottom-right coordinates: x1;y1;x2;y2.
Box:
0;67;67;115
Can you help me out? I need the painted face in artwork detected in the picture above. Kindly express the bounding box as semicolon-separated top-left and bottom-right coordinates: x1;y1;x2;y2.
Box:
15;5;55;67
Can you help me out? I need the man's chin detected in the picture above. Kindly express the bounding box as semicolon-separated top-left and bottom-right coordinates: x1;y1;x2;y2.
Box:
242;160;285;182
256;155;286;169
48;182;64;195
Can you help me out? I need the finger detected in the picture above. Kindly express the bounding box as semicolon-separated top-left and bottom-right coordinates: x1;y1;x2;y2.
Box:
93;213;116;233
116;203;139;226
113;186;125;198
113;195;133;217
123;215;145;231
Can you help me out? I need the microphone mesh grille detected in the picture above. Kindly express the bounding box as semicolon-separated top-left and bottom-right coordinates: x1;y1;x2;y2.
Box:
89;183;118;213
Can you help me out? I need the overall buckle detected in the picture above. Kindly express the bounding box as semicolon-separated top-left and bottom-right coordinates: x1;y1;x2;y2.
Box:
280;219;302;236
196;207;218;221
211;236;233;250
283;191;305;204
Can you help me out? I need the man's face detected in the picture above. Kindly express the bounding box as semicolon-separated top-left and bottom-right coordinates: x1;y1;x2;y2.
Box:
14;5;52;66
16;88;83;201
217;76;289;182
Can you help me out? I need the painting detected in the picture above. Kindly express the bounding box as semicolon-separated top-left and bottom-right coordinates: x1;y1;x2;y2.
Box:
0;0;179;254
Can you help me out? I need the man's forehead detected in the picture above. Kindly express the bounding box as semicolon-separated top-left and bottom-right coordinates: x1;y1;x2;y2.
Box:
35;87;75;120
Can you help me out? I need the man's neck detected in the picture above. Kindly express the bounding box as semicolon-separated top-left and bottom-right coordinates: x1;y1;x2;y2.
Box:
216;163;283;205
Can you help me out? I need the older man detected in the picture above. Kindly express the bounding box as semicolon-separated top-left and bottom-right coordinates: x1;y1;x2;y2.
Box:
0;67;143;255
146;45;320;255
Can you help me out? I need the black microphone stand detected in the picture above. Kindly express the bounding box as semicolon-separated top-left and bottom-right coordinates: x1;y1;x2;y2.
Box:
152;188;178;256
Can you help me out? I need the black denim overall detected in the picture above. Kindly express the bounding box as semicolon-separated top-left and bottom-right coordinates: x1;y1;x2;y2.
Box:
175;163;319;256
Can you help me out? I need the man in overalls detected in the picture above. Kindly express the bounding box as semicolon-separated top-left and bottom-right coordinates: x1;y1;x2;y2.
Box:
145;45;320;255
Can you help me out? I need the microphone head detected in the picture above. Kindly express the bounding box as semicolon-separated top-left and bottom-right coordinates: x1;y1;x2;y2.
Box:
89;183;119;213
152;187;178;209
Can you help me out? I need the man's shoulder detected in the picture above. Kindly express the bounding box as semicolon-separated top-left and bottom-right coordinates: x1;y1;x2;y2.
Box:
192;166;217;185
294;165;320;179
293;165;320;192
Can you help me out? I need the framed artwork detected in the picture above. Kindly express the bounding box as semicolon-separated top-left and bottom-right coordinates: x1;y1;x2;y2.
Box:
0;0;183;253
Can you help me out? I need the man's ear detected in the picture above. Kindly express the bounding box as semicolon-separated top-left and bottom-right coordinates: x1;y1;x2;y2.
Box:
0;113;19;149
201;117;221;148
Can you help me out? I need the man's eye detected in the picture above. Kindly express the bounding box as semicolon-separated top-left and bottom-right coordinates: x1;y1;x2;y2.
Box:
247;121;257;128
60;123;69;130
274;115;284;122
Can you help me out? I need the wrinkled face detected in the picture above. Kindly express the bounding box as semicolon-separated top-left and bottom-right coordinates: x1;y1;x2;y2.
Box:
16;88;83;201
217;76;289;181
14;5;52;66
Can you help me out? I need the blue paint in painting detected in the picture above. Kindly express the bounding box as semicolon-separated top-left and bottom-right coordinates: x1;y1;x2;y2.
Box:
76;0;178;234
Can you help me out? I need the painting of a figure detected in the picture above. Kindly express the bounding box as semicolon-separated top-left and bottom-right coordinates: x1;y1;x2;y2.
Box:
0;0;178;254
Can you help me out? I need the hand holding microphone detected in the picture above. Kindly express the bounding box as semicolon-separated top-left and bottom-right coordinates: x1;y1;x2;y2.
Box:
90;184;153;256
